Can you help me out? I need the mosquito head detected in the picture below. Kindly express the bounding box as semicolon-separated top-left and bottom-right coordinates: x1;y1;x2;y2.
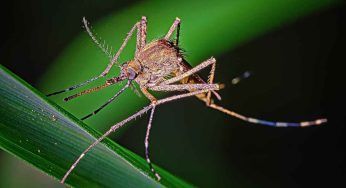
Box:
120;60;141;81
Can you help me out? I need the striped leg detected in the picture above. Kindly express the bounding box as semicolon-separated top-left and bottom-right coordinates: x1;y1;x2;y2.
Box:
207;103;327;127
195;65;326;127
144;105;161;180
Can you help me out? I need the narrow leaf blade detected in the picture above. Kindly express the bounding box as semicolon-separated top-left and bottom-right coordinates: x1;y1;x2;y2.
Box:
0;65;191;187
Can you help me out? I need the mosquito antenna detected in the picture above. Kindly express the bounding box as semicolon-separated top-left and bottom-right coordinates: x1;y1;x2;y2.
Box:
83;17;113;59
81;80;131;120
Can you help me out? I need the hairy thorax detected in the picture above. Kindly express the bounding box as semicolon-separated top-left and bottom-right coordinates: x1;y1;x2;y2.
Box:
133;39;183;87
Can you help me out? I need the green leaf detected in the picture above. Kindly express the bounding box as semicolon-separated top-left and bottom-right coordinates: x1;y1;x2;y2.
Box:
0;65;192;187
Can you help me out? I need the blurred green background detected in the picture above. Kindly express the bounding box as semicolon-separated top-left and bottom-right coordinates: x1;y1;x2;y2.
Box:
1;0;345;187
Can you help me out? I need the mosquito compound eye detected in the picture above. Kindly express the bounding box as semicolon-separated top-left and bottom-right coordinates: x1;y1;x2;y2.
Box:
127;68;137;80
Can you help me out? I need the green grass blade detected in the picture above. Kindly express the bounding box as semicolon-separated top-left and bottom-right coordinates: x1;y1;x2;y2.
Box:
0;65;192;187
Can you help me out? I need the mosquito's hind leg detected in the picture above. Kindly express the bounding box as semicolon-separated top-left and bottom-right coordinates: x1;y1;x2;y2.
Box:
150;83;219;92
210;102;327;127
197;93;327;127
198;65;326;127
160;57;222;100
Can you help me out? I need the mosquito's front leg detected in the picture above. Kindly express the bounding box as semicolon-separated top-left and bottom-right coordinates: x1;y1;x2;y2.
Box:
102;20;142;76
47;18;143;96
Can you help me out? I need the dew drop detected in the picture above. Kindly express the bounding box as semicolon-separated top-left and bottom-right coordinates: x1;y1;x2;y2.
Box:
51;115;57;122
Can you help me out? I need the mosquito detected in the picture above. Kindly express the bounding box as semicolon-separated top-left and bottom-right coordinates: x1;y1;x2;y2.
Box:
47;16;327;183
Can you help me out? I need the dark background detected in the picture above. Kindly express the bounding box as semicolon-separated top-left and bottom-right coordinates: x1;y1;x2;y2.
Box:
1;1;345;187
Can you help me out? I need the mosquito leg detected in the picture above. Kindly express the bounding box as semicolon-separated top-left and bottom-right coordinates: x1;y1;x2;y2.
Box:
197;92;328;127
150;83;219;92
140;16;147;49
135;16;147;56
61;104;154;184
167;17;181;46
61;88;216;183
160;57;216;85
48;20;141;97
102;21;141;76
80;81;131;120
159;57;221;100
140;87;157;103
190;61;327;127
135;22;141;55
175;19;180;46
144;105;161;180
164;17;181;41
208;103;327;127
206;58;217;105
